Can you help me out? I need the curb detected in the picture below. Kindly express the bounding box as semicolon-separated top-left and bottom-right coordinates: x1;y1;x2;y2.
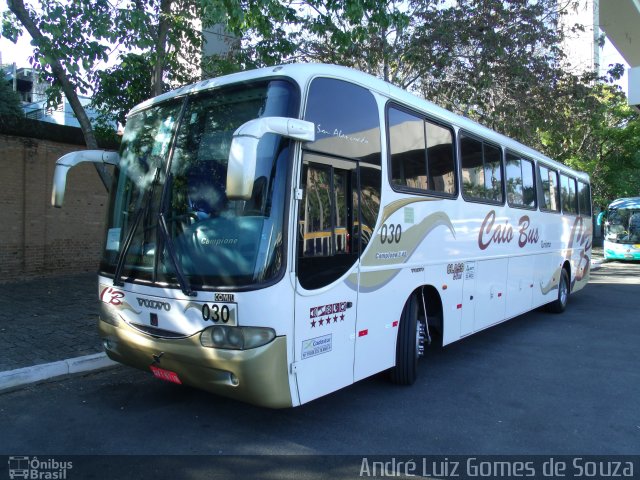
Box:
0;352;117;392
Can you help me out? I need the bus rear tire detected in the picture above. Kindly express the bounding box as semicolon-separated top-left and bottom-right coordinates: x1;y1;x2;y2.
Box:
547;268;569;313
390;295;420;385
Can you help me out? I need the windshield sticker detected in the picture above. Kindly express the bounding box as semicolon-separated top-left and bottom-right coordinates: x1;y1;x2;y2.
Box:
301;334;332;359
106;228;121;251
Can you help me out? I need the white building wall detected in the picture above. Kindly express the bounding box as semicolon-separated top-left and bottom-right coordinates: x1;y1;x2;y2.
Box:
559;0;600;74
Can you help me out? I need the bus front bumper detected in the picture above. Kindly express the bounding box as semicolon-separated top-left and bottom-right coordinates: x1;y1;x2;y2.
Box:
604;246;640;260
99;319;293;408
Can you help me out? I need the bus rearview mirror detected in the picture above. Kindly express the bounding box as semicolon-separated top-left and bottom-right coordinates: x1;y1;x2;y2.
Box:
52;150;119;207
227;117;315;200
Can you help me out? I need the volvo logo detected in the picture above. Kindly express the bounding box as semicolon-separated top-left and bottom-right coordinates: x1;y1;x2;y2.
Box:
137;298;171;311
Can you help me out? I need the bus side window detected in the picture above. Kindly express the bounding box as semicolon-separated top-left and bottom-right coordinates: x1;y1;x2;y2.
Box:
388;105;456;197
505;152;536;209
538;165;560;212
299;77;382;289
298;157;358;290
560;174;578;215
577;181;592;217
460;135;503;204
425;120;456;195
300;164;333;257
358;164;381;250
389;108;427;190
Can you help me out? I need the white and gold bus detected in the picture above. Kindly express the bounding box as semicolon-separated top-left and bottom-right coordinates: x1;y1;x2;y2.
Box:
52;64;592;407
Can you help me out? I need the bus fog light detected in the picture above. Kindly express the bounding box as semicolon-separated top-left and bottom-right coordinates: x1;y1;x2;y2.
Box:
200;326;276;350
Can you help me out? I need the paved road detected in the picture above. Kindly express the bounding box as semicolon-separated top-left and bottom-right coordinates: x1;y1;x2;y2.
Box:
1;262;638;458
0;273;101;371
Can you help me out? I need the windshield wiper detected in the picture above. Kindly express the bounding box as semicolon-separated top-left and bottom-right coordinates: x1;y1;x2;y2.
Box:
157;212;196;297
113;168;161;287
112;205;146;287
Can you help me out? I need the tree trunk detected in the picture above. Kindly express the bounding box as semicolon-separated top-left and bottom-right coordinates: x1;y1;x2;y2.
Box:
151;0;172;97
7;0;111;191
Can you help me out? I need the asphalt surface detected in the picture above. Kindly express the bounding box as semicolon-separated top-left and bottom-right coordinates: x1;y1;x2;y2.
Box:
1;260;638;459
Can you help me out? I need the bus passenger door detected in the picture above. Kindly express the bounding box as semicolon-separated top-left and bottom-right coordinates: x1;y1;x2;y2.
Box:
293;154;359;404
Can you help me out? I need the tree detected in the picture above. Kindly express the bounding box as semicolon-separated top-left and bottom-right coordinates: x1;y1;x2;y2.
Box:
228;0;581;146
91;53;154;128
0;69;23;117
539;83;640;207
200;0;301;77
1;0;226;188
3;0;116;188
292;0;415;85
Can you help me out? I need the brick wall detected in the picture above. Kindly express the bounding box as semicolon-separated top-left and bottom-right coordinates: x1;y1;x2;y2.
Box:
0;134;110;283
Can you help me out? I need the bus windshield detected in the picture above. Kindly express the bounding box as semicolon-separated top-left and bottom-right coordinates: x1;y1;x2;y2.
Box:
604;205;640;244
100;80;299;289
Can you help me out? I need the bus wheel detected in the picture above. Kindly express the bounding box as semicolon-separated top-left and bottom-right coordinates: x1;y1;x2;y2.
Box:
547;268;569;313
390;295;424;385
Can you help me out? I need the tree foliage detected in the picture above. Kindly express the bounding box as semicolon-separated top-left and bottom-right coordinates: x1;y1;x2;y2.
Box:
0;69;24;117
2;0;639;202
540;84;640;207
90;53;153;127
225;0;639;204
1;0;228;139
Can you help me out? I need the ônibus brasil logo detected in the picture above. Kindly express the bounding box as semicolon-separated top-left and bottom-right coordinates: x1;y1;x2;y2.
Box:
7;456;72;479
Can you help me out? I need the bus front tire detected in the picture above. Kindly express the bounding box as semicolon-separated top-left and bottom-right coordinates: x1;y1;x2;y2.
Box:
390;295;420;385
547;268;569;313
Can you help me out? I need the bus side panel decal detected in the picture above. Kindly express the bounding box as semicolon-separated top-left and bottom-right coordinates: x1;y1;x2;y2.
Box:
349;211;456;293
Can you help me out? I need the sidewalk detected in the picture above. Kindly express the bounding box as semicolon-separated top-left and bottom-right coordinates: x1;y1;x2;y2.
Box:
0;247;607;391
0;273;115;390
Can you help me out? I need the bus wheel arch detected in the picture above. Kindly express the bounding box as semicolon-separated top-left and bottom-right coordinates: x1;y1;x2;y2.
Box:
389;286;442;385
421;285;443;343
548;262;571;313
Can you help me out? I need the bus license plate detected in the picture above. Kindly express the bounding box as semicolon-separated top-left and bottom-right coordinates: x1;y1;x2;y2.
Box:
150;365;182;384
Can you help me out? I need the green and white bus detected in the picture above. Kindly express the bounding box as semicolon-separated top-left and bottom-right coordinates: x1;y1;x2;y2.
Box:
53;64;592;407
599;197;640;260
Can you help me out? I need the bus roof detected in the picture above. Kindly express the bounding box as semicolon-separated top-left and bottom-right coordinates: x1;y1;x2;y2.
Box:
609;197;640;210
129;63;588;182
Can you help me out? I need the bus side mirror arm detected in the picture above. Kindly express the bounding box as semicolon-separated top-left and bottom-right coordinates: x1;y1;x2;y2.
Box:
227;117;315;200
52;150;120;207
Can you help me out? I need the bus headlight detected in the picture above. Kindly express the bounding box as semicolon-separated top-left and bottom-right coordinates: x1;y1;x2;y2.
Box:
200;326;276;350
